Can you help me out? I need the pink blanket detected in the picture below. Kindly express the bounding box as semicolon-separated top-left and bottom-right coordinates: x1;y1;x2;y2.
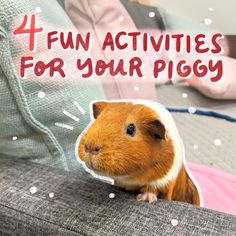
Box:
188;162;236;216
65;0;158;100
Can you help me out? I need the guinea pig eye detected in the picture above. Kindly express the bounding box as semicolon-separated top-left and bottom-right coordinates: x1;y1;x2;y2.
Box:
126;124;136;137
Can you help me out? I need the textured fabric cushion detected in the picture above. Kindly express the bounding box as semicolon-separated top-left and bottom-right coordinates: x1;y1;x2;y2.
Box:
0;0;106;172
0;156;236;236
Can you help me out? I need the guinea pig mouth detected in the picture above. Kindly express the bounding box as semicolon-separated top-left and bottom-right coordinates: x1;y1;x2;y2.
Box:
85;158;94;170
85;155;99;172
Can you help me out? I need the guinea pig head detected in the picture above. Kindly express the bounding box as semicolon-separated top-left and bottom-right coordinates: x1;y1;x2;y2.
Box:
78;101;173;177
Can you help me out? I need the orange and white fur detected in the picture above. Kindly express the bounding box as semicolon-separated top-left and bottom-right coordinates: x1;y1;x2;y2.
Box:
76;100;201;206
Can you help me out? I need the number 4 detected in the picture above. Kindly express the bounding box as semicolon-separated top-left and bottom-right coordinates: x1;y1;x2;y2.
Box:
13;15;43;51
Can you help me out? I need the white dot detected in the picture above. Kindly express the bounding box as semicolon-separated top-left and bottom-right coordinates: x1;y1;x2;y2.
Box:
35;7;42;13
193;144;199;150
49;192;55;198
12;136;18;141
29;186;38;194
204;18;212;25
134;86;140;91
208;7;213;12
214;139;222;146
188;107;197;114
118;16;124;22
149;12;155;18
182;93;188;98
38;91;45;99
171;219;178;227
109;193;116;199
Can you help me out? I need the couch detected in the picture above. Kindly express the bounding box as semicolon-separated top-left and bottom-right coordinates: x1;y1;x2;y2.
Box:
1;156;236;236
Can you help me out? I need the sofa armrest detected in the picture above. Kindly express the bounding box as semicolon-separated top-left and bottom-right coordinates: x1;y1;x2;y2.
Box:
0;156;235;236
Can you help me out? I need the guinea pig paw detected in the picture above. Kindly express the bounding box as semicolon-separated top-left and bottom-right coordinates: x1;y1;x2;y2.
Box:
137;192;157;204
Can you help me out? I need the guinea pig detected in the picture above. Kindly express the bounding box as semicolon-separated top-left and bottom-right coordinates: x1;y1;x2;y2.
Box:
76;100;201;206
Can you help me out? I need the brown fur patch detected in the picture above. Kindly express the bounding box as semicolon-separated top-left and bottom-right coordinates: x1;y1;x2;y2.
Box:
78;101;200;206
79;102;174;180
172;166;200;206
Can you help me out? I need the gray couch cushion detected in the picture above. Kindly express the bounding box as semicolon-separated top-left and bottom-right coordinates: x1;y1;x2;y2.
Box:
0;157;235;236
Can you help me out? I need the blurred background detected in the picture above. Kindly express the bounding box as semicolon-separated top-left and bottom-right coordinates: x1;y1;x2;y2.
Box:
154;0;236;35
154;0;236;58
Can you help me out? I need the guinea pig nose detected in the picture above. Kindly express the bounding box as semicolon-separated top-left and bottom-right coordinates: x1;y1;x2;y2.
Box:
91;146;101;155
84;144;100;155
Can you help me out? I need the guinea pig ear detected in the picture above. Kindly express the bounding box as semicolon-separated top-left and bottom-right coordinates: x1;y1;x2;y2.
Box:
144;119;167;141
92;101;108;119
